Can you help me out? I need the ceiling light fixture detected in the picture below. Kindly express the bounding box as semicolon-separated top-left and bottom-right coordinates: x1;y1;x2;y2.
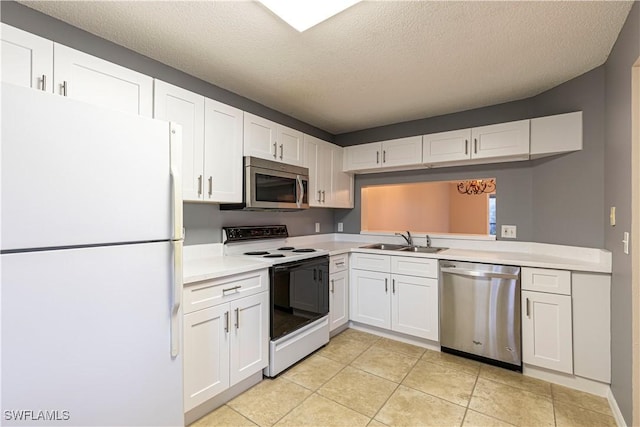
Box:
258;0;361;32
457;179;496;195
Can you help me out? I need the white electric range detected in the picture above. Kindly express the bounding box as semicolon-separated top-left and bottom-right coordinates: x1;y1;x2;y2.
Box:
223;226;330;377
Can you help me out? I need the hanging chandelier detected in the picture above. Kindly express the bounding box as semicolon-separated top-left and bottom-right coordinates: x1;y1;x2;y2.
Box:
457;179;496;195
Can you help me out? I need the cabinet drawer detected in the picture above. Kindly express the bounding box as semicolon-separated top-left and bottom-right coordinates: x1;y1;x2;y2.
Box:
391;256;438;278
351;252;391;272
330;254;348;273
183;269;268;314
522;267;571;295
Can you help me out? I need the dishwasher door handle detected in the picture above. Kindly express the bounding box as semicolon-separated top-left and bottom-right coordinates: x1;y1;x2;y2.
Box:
440;267;519;281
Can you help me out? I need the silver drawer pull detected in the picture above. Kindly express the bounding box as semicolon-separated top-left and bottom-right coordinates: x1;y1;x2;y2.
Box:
335;261;345;266
222;285;242;294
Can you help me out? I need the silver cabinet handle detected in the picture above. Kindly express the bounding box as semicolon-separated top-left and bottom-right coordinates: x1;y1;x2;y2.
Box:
235;307;240;329
273;142;277;159
383;150;386;163
385;278;388;293
322;190;325;203
318;190;322;202
474;138;478;154
331;279;335;293
335;261;345;266
465;139;468;155
376;151;380;164
41;74;47;91
526;298;530;317
440;267;520;280
197;175;203;196
61;81;68;96
224;311;229;333
222;285;242;294
279;144;284;160
208;176;213;197
392;278;396;294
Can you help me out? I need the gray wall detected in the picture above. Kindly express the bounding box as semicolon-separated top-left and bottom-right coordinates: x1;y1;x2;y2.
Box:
604;3;640;425
0;1;334;142
335;67;606;249
183;204;336;245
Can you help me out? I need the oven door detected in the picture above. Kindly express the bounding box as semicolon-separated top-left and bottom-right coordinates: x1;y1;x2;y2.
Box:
270;256;329;340
247;166;309;210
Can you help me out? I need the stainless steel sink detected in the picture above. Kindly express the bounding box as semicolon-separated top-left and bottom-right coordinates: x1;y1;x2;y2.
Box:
359;243;447;253
399;246;448;253
359;243;408;250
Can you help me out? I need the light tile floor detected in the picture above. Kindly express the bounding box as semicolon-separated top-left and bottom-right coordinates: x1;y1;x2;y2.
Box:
190;329;616;427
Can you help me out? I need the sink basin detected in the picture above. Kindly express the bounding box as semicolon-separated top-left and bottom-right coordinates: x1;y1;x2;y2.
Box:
359;243;408;250
398;246;448;253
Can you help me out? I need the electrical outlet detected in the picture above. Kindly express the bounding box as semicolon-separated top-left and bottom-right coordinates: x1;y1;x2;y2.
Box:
501;225;517;239
623;231;629;255
610;206;616;226
315;222;320;233
337;222;344;232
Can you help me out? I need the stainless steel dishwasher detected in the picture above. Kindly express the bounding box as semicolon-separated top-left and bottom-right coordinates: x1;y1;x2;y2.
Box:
439;260;521;370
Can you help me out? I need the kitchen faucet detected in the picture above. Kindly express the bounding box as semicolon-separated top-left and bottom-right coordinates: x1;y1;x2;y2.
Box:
396;231;413;246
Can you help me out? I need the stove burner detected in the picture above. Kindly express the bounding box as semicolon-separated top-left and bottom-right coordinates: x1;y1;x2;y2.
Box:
278;247;295;251
264;254;286;258
292;248;316;253
245;251;269;256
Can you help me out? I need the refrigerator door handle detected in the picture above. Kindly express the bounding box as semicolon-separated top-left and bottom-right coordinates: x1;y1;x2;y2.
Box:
170;123;184;240
171;239;183;358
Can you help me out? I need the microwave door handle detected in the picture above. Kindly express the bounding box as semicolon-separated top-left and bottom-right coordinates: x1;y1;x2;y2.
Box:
296;175;304;208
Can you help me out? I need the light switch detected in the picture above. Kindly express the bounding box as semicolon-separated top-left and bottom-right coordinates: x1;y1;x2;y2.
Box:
610;207;616;226
623;231;629;255
315;222;320;233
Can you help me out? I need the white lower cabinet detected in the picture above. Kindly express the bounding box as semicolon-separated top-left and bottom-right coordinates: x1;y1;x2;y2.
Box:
183;270;269;412
329;254;349;332
350;253;438;341
521;267;573;374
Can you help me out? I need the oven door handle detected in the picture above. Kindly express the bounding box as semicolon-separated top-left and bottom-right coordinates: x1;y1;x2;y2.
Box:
296;174;304;208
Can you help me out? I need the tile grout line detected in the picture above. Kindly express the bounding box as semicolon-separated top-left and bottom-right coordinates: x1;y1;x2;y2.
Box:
459;365;481;426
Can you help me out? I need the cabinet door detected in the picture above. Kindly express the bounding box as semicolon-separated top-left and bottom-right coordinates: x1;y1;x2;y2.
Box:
229;292;269;385
330;270;349;332
350;269;390;329
53;44;153;117
277;125;304;166
522;291;573;374
329;144;354;208
154;80;205;201
422;129;472;164
344;143;382;171
471;119;530;160
391;275;438;341
1;24;53;92
204;98;243;203
183;304;230;411
381;136;423;168
304;135;325;206
243;112;277;161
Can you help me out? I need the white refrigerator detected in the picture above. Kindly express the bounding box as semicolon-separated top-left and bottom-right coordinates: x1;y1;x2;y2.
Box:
1;83;184;426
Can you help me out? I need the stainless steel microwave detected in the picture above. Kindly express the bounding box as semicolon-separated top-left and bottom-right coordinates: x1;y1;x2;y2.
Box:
221;157;309;211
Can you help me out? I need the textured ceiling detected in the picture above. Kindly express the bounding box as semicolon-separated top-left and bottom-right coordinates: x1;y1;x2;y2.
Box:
20;1;634;134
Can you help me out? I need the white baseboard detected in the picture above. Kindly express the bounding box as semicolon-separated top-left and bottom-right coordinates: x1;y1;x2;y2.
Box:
607;388;628;427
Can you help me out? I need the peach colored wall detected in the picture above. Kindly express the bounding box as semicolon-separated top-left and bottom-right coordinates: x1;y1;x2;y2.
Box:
448;183;489;234
362;182;450;233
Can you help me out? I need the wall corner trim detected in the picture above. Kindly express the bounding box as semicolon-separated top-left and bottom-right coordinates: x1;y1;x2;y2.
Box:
608;387;628;427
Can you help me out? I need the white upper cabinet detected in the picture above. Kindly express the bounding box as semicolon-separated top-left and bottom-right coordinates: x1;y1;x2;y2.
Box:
54;43;153;117
471;119;530;160
154;80;205;201
204;98;243;203
304;135;354;208
154;81;242;203
1;24;53;92
344;136;422;172
423;129;472;164
244;112;303;166
423;119;530;166
530;111;582;158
